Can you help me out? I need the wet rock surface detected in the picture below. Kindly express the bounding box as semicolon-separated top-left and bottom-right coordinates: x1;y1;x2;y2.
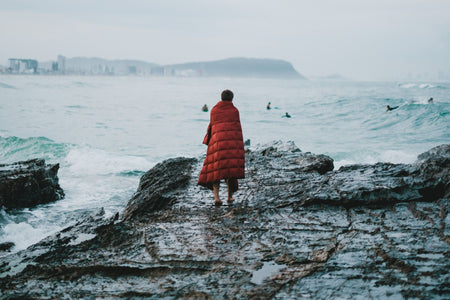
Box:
122;157;197;221
0;142;449;299
0;242;14;252
0;159;64;209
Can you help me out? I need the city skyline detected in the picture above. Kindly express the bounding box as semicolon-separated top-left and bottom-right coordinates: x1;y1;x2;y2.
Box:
1;55;306;78
1;0;450;81
1;54;448;81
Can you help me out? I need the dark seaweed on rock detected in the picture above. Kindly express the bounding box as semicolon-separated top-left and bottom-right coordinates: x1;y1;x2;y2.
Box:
0;142;448;299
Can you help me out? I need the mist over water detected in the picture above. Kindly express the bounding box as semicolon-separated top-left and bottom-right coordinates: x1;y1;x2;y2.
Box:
0;75;449;251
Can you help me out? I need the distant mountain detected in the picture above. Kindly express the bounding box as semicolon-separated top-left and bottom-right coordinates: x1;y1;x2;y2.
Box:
164;57;305;79
68;57;158;67
38;56;305;78
66;57;158;75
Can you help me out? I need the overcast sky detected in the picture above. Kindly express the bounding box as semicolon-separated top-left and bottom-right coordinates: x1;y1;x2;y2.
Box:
1;0;449;80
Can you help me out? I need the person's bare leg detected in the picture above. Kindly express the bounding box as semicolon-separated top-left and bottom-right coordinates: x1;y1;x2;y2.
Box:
226;179;235;203
213;181;222;205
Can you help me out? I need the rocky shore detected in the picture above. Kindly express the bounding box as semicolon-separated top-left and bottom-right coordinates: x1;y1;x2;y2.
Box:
0;141;448;299
0;159;64;210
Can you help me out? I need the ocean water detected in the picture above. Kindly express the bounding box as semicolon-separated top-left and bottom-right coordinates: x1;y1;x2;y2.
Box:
0;75;449;252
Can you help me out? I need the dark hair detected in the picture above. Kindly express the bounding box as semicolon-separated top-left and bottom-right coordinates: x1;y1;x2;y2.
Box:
221;89;234;101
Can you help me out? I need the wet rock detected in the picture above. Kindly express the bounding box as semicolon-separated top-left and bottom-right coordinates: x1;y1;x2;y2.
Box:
416;144;450;199
326;163;424;206
122;157;197;221
0;142;448;299
0;159;64;209
0;242;14;252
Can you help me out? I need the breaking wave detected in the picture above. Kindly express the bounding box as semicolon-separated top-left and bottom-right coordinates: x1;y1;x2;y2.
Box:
398;82;447;89
0;136;69;164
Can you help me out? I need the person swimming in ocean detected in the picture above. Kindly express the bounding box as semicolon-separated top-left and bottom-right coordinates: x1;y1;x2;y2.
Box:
267;102;271;110
428;97;434;103
202;104;208;112
282;112;291;118
386;105;398;112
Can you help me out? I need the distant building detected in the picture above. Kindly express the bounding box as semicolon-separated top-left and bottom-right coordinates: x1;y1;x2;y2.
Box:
150;66;164;76
57;55;66;74
8;58;38;74
163;67;176;76
128;66;137;75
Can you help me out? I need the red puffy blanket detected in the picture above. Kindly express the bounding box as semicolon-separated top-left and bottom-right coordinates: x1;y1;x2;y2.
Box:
198;100;245;191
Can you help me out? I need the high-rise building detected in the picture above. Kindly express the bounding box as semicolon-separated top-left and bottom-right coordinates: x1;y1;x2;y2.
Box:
57;55;66;74
8;58;38;74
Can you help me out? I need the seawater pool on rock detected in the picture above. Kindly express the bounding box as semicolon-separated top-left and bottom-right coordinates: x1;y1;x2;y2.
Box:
251;261;287;285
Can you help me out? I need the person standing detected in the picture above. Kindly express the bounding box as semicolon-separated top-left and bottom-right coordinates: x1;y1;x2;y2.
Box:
198;90;245;206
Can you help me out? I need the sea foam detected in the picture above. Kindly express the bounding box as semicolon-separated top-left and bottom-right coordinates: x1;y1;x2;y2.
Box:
64;146;153;176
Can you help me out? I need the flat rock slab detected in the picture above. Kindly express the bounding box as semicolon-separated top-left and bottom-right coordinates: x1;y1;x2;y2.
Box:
0;142;448;299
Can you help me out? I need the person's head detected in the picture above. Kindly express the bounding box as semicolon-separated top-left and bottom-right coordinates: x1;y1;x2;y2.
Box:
221;89;234;101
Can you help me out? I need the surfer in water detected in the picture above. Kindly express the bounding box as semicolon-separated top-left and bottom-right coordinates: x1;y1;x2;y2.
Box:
283;112;291;118
386;105;398;112
267;102;271;110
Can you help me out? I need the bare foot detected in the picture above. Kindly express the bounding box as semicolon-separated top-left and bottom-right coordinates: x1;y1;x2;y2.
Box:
227;197;235;204
214;194;222;206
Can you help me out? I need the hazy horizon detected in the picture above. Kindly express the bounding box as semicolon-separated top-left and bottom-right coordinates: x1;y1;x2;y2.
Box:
1;0;450;81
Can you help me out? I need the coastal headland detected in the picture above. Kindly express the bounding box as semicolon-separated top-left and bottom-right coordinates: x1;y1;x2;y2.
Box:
0;141;448;298
3;57;305;78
